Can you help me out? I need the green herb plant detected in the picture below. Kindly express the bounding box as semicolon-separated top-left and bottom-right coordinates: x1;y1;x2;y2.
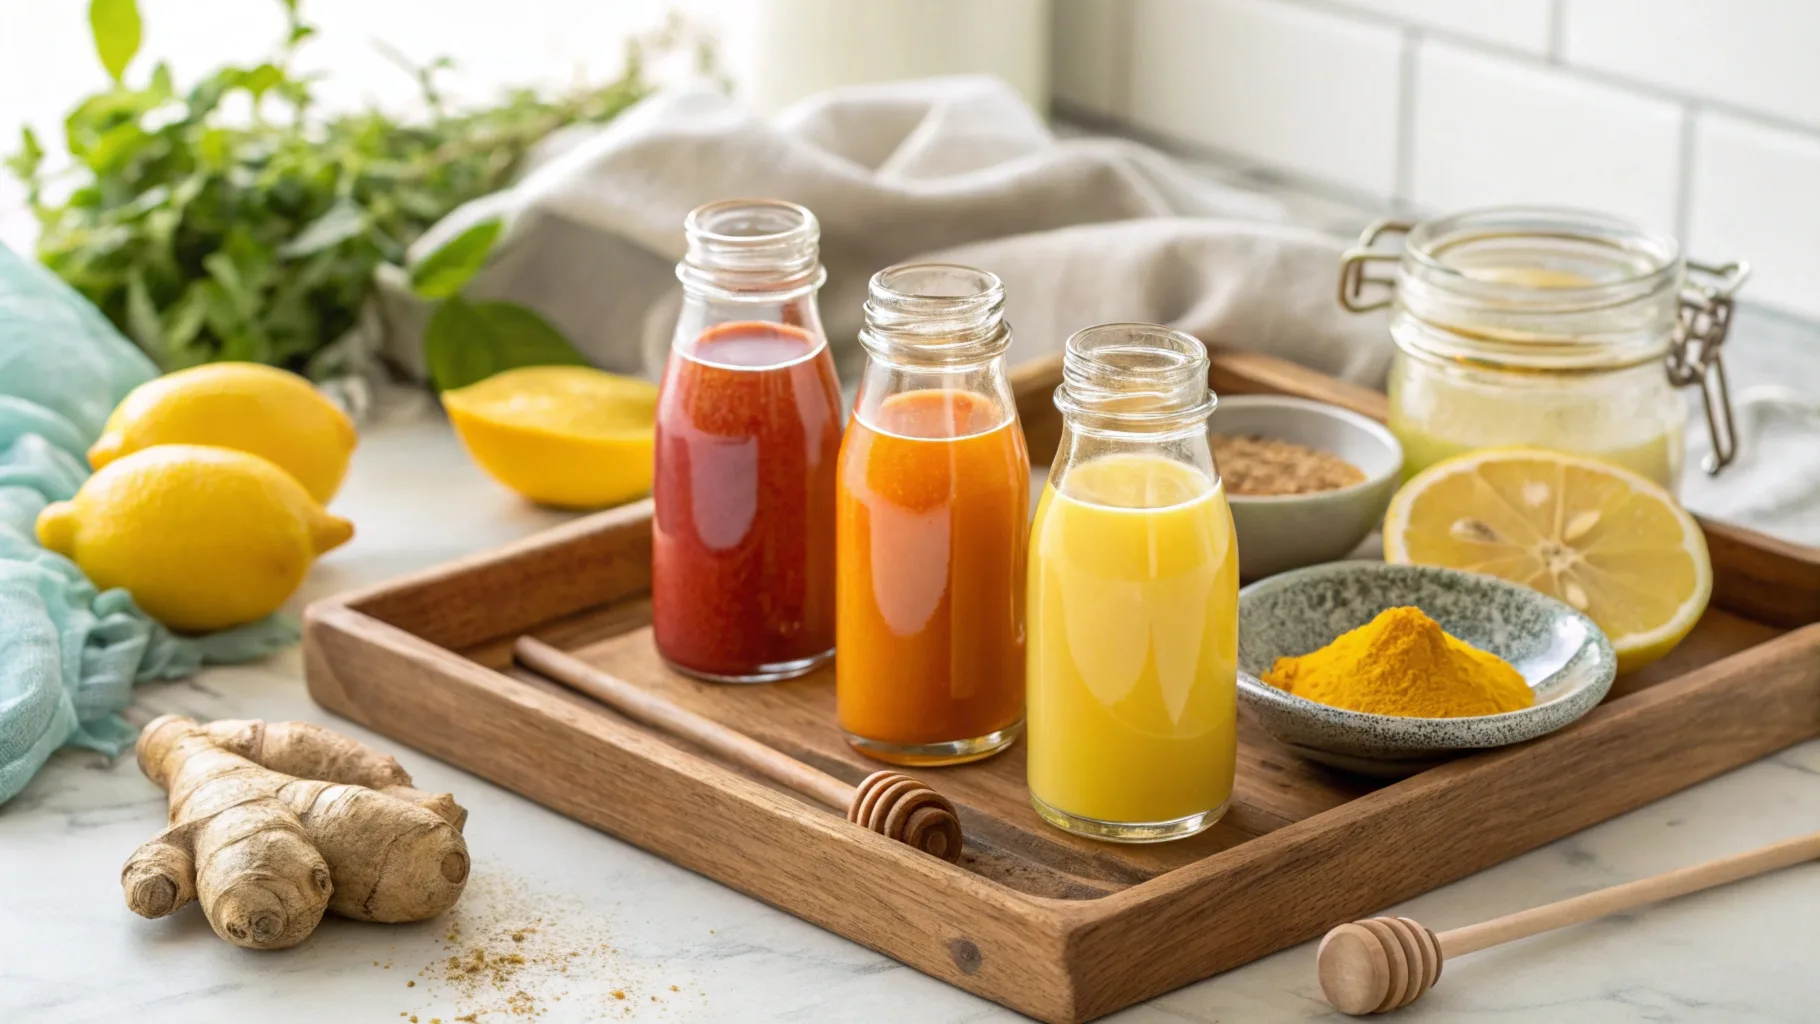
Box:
9;0;713;388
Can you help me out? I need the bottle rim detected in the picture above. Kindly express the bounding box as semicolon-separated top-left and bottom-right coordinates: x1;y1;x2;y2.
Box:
858;263;1012;365
678;198;827;299
1054;322;1217;433
1394;206;1684;371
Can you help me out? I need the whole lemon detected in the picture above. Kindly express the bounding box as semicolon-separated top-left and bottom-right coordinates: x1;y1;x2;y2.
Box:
443;366;658;509
89;363;357;504
37;445;354;632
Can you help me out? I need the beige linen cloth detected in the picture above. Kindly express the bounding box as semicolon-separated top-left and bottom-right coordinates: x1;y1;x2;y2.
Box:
378;75;1391;385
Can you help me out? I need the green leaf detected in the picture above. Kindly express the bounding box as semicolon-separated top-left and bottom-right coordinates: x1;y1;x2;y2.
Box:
236;63;286;100
89;0;143;84
124;273;163;354
5;126;44;182
423;297;586;391
280;198;368;257
409;218;502;299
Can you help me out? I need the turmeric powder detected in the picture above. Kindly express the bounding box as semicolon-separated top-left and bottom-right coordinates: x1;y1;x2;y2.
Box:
1263;606;1533;718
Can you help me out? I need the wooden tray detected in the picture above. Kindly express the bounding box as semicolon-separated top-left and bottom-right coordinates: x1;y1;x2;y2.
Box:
304;350;1820;1023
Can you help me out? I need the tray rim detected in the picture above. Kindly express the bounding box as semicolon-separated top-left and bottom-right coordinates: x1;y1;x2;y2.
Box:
304;347;1820;1022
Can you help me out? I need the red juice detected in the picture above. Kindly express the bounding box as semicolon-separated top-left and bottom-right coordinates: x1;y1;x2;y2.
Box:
652;320;842;681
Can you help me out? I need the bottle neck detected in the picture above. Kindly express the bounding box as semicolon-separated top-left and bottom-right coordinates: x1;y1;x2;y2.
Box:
852;264;1016;431
677;198;828;302
859;264;1012;369
1054;322;1216;438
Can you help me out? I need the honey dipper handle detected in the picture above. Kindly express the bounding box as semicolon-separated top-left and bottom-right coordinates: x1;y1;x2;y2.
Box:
1439;829;1820;959
514;637;855;811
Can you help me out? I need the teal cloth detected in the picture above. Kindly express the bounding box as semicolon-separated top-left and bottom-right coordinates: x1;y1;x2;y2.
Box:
0;245;299;804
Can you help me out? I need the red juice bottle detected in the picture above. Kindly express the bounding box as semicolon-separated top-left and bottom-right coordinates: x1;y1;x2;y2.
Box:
652;200;842;682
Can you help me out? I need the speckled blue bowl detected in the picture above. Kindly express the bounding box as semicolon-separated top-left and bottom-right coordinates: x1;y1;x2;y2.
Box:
1237;562;1617;777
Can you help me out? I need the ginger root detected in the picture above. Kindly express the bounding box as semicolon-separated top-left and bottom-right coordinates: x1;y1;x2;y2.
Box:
122;714;470;949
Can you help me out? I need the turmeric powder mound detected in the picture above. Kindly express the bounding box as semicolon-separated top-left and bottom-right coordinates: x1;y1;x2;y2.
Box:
1263;606;1533;718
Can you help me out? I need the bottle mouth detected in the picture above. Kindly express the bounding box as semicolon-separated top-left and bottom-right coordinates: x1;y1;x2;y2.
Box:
1055;323;1215;432
679;199;826;297
1405;206;1681;302
859;263;1011;364
1396;206;1684;369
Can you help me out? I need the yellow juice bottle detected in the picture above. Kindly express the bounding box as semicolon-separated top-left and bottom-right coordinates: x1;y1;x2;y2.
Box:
1025;323;1239;843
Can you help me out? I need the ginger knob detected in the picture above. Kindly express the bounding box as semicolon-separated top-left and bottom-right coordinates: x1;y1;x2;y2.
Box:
123;715;470;949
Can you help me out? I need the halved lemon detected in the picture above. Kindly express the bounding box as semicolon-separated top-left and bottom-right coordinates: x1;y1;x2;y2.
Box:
442;366;659;509
1382;448;1711;674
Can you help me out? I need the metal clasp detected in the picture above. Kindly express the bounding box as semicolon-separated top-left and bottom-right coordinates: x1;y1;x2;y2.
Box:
1337;219;1414;312
1668;260;1750;474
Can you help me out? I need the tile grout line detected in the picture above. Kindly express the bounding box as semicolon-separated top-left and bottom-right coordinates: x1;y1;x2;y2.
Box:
1249;0;1820;141
1392;29;1420;211
1675;104;1700;249
1547;0;1567;64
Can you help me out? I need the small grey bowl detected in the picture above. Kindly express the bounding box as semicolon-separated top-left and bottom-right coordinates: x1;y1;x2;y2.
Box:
1211;395;1403;580
1237;562;1616;777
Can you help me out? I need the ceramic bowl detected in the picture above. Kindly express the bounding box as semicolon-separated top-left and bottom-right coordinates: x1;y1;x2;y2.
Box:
1236;562;1616;777
1210;395;1403;580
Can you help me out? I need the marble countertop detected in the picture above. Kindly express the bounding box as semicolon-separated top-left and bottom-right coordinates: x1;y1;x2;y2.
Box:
7;326;1820;1024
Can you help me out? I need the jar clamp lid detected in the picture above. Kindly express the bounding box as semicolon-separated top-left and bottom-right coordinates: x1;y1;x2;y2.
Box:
1337;208;1750;474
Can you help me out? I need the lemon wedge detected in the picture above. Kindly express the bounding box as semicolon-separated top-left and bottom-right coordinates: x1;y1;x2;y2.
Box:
1382;448;1710;674
442;366;659;509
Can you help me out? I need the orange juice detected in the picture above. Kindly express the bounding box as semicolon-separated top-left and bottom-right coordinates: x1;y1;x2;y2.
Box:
1027;452;1239;838
836;389;1029;764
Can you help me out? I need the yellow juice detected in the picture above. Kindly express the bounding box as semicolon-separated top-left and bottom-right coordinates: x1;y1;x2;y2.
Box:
1389;411;1682;488
1026;453;1240;834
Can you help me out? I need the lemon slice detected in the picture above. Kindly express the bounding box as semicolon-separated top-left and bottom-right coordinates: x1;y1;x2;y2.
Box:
442;366;658;509
1382;448;1711;674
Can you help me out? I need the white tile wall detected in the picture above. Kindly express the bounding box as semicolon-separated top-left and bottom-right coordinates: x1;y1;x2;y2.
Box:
1331;0;1553;56
1564;0;1820;132
1688;114;1820;320
1410;42;1682;235
1125;0;1403;196
1052;0;1820;323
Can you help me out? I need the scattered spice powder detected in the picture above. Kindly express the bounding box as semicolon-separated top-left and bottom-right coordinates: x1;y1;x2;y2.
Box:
1212;433;1366;496
397;868;691;1022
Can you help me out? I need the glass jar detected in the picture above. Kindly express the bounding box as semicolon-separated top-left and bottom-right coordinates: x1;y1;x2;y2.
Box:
1026;323;1239;843
1339;207;1749;489
836;264;1030;766
652;199;843;683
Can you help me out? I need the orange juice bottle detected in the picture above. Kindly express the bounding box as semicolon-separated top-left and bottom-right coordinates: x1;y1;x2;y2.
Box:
1027;323;1238;842
836;264;1029;765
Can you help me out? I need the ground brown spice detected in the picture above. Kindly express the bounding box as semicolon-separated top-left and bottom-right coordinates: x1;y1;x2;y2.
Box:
1212;433;1366;496
389;868;707;1020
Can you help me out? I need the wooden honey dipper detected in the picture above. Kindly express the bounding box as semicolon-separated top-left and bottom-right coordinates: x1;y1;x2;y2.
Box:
514;637;963;862
1318;828;1820;1015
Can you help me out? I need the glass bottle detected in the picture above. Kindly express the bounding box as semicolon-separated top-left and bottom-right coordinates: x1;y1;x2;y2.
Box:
836;264;1030;765
1027;323;1239;843
1338;206;1749;488
652;199;842;683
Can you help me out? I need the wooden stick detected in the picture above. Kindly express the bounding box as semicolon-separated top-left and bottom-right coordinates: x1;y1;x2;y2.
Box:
516;636;851;808
1439;829;1820;957
1317;829;1820;1015
513;637;964;861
